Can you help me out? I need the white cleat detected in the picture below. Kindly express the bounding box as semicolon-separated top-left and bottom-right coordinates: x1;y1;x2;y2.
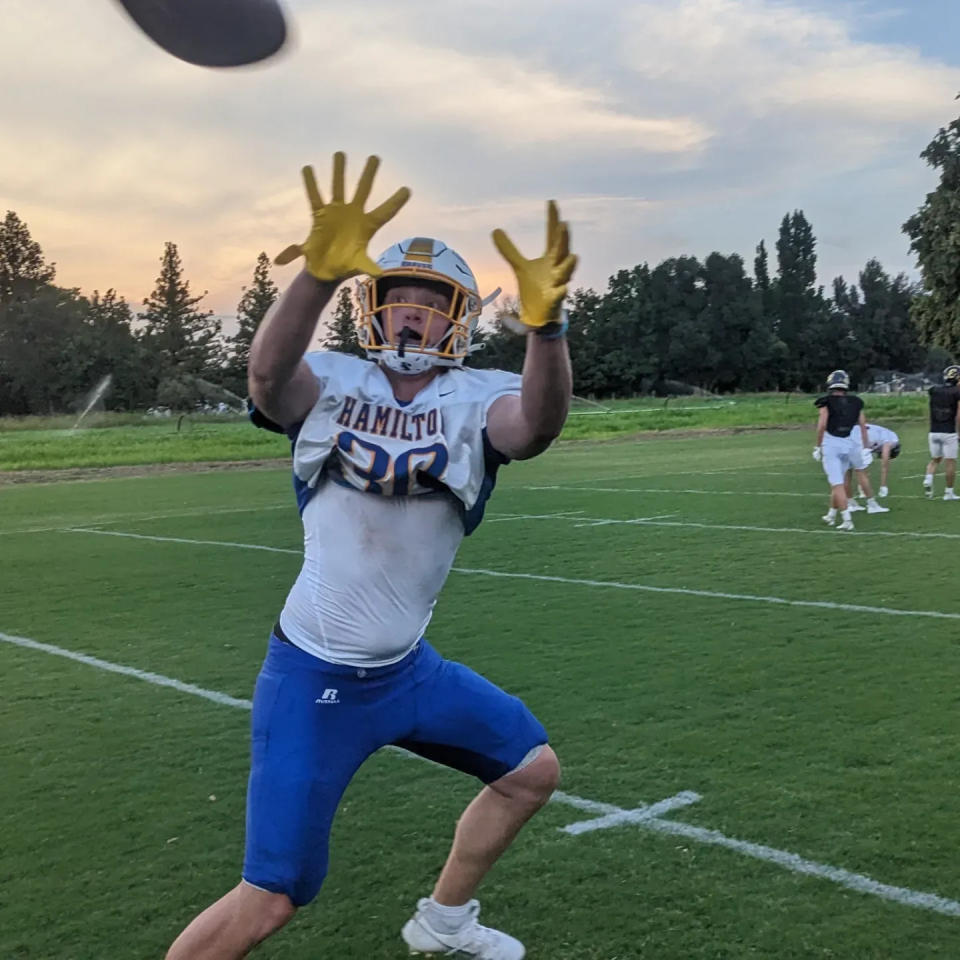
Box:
944;492;960;501
847;500;865;512
866;502;890;514
402;900;525;959
837;520;855;531
878;486;889;498
924;483;934;499
822;513;836;526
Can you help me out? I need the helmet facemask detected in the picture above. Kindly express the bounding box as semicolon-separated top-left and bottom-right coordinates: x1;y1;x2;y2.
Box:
357;237;483;374
359;271;480;374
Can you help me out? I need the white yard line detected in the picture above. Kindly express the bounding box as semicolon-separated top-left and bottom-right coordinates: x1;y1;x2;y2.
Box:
62;528;960;622
3;628;959;919
67;528;300;554
518;513;960;542
486;511;586;523
562;791;702;835
574;513;676;528
0;503;291;537
558;460;805;486
526;484;919;500
452;567;960;622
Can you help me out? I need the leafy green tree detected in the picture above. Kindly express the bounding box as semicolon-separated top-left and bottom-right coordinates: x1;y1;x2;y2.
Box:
903;102;960;355
81;289;151;410
323;285;364;357
855;260;922;375
566;288;608;397
139;242;221;384
469;298;527;372
700;252;783;392
0;285;89;414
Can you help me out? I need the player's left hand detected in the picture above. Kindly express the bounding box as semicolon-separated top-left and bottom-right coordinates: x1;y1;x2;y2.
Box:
274;152;411;282
492;201;578;330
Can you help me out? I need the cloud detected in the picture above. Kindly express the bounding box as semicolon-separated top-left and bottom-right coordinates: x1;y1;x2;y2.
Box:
0;0;957;313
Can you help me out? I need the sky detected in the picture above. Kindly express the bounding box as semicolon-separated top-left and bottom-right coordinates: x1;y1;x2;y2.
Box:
2;0;959;334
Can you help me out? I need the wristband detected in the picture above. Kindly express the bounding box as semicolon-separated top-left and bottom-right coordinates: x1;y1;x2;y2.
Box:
534;311;569;340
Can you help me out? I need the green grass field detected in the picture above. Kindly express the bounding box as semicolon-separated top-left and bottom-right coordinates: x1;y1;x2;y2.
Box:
4;424;960;959
0;392;930;470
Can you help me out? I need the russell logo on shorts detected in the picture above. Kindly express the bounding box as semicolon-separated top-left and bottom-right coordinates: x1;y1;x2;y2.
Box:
316;688;339;705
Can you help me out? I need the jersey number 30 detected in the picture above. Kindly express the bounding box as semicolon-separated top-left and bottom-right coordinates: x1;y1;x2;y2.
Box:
336;431;449;496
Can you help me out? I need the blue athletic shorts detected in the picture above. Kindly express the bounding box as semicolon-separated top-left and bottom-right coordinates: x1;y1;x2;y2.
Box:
241;634;549;906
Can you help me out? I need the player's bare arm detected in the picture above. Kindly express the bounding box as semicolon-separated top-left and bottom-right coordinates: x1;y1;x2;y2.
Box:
486;201;578;460
815;406;828;447
248;152;410;428
859;412;869;448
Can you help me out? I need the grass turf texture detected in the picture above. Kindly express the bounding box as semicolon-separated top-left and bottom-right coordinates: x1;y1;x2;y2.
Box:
3;426;960;958
0;392;929;470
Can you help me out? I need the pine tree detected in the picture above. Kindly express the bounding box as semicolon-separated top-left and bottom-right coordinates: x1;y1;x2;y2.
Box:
323;285;364;357
140;242;221;378
0;211;55;304
227;252;278;393
903;99;960;355
771;210;828;388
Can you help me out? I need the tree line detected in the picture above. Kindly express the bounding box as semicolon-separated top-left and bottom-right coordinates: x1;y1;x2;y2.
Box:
1;104;958;414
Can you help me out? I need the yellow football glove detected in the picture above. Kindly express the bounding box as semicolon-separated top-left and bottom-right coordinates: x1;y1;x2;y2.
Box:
274;152;411;282
492;200;578;331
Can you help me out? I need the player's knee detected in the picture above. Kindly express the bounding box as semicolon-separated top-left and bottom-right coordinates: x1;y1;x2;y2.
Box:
239;884;297;937
499;745;561;808
257;892;297;936
531;746;562;799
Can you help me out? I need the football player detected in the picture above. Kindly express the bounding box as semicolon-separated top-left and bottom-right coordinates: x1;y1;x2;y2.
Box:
813;370;885;530
164;153;577;960
850;423;900;500
924;364;960;500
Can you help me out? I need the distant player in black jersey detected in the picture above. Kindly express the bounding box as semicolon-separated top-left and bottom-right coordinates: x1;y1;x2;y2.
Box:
924;364;960;501
813;369;887;530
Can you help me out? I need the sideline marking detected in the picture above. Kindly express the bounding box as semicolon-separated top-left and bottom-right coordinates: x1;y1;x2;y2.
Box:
3;629;959;919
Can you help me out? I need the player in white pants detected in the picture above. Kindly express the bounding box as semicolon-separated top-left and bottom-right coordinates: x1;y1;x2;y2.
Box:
925;365;960;500
814;370;888;530
848;423;900;505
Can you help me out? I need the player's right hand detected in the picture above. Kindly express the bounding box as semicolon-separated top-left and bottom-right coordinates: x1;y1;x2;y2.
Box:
812;446;822;462
274;153;411;282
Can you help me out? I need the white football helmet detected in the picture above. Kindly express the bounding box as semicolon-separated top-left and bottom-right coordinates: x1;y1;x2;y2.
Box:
357;237;483;374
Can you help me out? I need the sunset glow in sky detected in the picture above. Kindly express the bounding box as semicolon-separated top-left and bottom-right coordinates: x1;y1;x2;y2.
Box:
3;0;959;330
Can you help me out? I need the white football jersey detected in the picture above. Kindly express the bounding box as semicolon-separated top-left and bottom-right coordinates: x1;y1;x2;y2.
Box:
274;351;521;667
864;423;898;451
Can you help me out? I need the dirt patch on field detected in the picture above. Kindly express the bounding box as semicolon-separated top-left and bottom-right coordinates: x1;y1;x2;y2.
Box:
0;459;289;486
